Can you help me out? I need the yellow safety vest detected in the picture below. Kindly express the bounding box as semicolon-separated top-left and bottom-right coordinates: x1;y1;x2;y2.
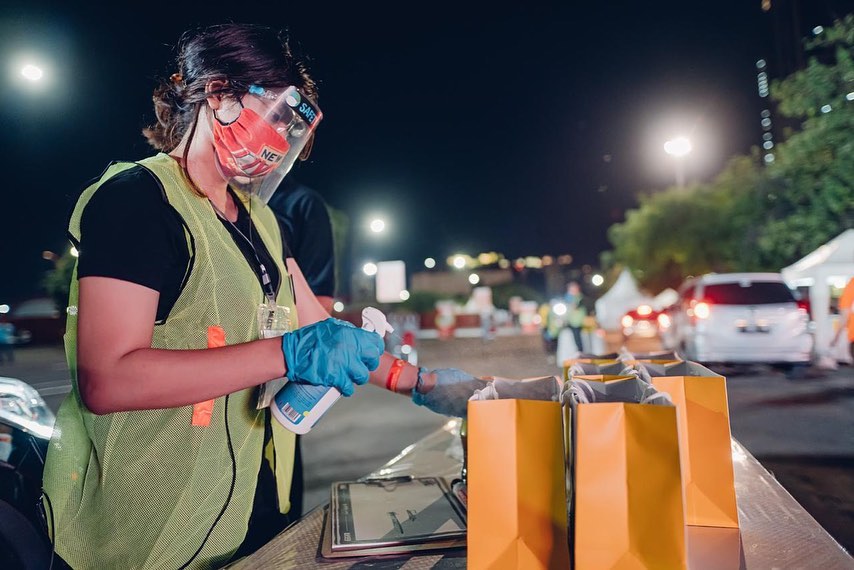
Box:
43;153;297;569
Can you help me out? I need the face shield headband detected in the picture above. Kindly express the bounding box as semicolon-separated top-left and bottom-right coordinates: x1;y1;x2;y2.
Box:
211;84;323;204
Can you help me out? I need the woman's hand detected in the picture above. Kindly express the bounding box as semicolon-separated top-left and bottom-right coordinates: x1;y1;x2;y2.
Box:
281;318;384;396
411;368;489;418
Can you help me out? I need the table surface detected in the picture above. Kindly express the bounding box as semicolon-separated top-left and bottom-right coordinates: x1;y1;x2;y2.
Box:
233;420;853;569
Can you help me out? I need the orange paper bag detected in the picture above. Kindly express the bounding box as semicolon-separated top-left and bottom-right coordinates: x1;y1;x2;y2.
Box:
574;402;686;569
468;399;570;570
651;361;739;528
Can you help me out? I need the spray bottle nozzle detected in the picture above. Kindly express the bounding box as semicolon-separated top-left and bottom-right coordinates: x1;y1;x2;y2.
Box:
361;307;394;338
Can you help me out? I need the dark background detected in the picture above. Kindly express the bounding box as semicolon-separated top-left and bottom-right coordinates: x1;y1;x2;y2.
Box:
0;0;844;302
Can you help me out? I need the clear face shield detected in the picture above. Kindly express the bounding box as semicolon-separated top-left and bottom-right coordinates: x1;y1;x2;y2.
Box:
211;84;323;204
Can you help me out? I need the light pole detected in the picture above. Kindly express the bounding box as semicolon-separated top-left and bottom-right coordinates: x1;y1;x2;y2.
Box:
351;215;388;302
663;136;692;188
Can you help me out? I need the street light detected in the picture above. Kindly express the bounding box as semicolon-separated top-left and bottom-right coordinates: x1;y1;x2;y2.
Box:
663;136;692;188
424;257;436;269
369;218;385;234
20;64;44;81
362;262;378;276
591;273;604;287
664;136;691;157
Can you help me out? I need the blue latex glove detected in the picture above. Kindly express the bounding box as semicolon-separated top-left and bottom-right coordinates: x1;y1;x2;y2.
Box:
411;368;489;418
281;318;384;396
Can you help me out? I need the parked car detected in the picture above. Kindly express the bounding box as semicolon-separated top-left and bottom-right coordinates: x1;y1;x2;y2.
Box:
0;377;55;568
5;298;64;345
620;304;670;340
664;273;812;369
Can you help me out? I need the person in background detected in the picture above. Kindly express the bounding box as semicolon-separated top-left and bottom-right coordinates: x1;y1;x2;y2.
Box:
0;321;15;364
832;276;854;361
267;176;335;313
563;281;588;352
266;175;335;526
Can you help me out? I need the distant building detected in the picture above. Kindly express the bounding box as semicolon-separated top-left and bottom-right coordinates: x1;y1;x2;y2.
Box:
755;0;849;164
411;269;513;296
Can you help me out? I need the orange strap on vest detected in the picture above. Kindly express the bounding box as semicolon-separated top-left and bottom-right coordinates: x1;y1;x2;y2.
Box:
192;326;226;426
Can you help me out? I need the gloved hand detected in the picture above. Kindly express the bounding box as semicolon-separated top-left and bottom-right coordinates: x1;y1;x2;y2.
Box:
411;368;489;418
281;318;384;396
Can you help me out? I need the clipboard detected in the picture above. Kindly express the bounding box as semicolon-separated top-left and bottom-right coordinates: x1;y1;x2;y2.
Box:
321;476;466;558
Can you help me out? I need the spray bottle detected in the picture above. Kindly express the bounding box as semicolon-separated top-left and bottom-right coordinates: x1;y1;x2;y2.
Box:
271;307;393;434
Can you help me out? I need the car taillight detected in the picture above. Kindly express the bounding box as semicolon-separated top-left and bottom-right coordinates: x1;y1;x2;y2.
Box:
657;313;671;328
621;315;634;328
693;301;711;320
637;304;652;316
796;299;810;317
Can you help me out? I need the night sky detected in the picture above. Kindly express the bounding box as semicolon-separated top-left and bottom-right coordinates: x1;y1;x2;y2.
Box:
0;1;841;302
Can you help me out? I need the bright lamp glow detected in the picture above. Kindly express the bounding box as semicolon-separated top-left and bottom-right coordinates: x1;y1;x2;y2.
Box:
663;137;692;158
694;301;711;319
362;262;378;276
637;304;652;316
20;64;44;81
333;301;344;312
369;218;385;233
399;290;410;301
621;315;634;328
468;274;480;285
657;313;672;328
452;255;466;269
553;303;567;316
0;304;10;314
424;257;436;269
591;274;604;287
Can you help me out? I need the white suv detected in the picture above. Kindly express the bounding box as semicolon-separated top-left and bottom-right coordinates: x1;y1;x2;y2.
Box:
666;273;812;367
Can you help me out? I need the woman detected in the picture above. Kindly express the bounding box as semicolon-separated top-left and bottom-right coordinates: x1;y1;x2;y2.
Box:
43;24;483;569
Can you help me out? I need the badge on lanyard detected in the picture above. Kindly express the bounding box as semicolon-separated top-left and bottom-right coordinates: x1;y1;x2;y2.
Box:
256;298;293;409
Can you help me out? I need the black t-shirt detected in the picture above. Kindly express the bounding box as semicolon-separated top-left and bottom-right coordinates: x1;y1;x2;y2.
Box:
77;165;281;322
267;177;335;298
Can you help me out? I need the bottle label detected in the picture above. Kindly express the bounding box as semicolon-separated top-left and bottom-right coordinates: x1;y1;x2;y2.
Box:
273;382;330;426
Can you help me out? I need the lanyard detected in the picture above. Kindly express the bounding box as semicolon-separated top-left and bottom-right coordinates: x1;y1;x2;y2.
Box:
209;197;279;304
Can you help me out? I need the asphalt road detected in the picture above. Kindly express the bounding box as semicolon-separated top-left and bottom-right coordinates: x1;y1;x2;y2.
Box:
3;333;852;551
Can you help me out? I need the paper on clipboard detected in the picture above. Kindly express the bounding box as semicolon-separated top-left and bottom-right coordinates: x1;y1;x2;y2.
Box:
329;476;466;553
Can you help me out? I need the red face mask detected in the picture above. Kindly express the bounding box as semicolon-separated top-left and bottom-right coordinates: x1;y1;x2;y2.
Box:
212;106;291;179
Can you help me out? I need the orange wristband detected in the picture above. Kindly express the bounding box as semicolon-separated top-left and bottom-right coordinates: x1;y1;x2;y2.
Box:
386;358;406;393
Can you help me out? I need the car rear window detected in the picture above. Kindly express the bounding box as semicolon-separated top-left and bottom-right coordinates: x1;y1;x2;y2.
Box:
702;282;795;305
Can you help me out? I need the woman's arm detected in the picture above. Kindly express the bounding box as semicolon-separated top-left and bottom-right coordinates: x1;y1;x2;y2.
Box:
288;258;422;395
77;276;286;414
289;258;487;416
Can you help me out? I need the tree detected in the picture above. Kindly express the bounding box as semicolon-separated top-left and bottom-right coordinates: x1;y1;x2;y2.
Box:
606;15;854;291
42;250;77;319
757;15;854;267
606;156;763;291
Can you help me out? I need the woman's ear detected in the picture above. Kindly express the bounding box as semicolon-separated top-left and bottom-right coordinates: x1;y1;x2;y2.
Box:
205;80;229;110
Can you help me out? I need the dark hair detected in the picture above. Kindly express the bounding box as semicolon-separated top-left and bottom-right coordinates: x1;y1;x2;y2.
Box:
143;23;318;151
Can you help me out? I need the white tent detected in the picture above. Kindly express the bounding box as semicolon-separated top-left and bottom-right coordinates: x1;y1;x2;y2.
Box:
652;288;679;311
782;229;854;364
595;269;654;329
